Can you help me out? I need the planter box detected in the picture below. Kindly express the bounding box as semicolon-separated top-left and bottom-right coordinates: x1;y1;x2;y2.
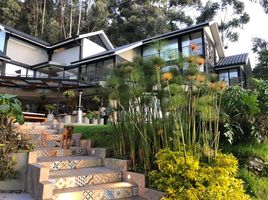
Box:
0;152;29;192
84;117;89;124
47;114;54;122
92;118;98;125
64;115;72;124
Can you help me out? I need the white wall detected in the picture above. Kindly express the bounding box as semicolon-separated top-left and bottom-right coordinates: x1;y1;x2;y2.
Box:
82;38;107;58
6;37;48;65
52;46;80;65
117;47;141;62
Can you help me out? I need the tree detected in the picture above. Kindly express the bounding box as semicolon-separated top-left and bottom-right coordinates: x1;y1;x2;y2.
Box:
196;0;250;48
0;0;21;27
107;0;201;46
252;37;268;80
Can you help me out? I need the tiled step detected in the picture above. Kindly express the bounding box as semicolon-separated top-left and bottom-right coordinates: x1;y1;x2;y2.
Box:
35;147;87;158
53;182;138;200
49;167;121;189
37;156;103;170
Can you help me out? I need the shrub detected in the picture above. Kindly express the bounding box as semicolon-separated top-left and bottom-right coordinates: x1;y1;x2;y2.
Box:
149;149;251;200
221;86;260;143
0;94;31;180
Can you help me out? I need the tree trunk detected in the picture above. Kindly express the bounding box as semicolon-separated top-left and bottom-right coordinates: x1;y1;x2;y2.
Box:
77;1;82;35
69;0;73;37
61;0;66;38
41;0;46;37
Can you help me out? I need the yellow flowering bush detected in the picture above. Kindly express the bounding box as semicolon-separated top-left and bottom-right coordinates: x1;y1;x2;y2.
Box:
149;149;251;200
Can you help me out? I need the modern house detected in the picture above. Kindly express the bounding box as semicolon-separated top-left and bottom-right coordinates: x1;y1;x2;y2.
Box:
0;21;252;113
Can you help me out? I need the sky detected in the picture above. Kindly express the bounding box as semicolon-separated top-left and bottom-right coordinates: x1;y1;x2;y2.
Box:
204;0;268;68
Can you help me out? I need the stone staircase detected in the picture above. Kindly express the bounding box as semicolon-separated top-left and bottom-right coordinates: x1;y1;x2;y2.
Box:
19;124;140;200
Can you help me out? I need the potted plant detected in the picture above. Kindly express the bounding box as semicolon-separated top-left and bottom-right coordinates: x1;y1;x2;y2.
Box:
44;104;56;122
85;111;93;124
93;111;100;124
63;90;75;123
0;94;31;191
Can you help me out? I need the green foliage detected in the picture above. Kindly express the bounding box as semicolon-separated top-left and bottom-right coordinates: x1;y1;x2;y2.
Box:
149;149;250;200
221;87;260;143
63;90;75;99
44;104;56;115
72;125;113;148
239;167;268;200
223;141;268;199
0;94;31;180
196;0;250;46
107;53;226;171
86;111;94;120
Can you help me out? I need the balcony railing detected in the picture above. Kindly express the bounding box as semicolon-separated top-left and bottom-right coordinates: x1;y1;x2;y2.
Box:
80;69;112;83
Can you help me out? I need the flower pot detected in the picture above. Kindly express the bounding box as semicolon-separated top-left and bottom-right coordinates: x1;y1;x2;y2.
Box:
84;117;89;124
47;114;54;122
93;118;98;125
64;115;72;124
99;118;104;125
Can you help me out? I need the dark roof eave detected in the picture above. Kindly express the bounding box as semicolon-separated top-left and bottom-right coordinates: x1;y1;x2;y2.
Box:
142;22;210;44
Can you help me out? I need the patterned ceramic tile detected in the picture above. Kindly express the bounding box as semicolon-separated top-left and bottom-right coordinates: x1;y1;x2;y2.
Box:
104;189;114;199
52;161;61;170
68;160;79;169
83;191;93;200
92;189;105;200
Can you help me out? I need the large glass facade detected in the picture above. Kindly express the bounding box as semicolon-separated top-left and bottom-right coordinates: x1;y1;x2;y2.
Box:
143;39;178;61
80;59;114;83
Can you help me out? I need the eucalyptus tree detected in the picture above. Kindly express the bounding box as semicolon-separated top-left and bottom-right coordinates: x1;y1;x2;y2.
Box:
196;0;250;48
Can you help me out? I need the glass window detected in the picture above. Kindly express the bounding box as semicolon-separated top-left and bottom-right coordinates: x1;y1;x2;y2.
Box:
0;30;6;52
143;39;178;61
65;68;78;80
219;70;228;82
182;31;203;57
5;63;27;77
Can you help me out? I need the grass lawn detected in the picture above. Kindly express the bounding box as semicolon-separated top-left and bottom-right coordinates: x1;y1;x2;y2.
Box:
222;141;268;199
72;125;113;148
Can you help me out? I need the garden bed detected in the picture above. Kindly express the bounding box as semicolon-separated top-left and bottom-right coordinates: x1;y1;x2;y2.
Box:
72;125;113;148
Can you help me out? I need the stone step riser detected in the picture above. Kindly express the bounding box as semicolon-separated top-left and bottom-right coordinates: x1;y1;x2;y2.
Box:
53;185;138;200
40;159;103;171
35;148;87;158
50;172;122;190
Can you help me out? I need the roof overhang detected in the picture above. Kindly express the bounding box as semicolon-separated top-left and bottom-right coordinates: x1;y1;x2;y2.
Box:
209;22;225;58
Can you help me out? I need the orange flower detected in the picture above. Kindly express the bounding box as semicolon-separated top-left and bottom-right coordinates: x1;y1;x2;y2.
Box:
162;72;173;81
196;57;205;65
208;82;216;90
217;81;227;90
188;56;194;63
190;44;199;51
195;74;205;82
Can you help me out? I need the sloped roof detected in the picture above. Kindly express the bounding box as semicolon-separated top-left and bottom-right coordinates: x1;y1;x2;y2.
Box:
215;53;249;68
71;41;142;65
71;22;215;65
0;24;50;46
0;24;113;50
0;50;10;61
